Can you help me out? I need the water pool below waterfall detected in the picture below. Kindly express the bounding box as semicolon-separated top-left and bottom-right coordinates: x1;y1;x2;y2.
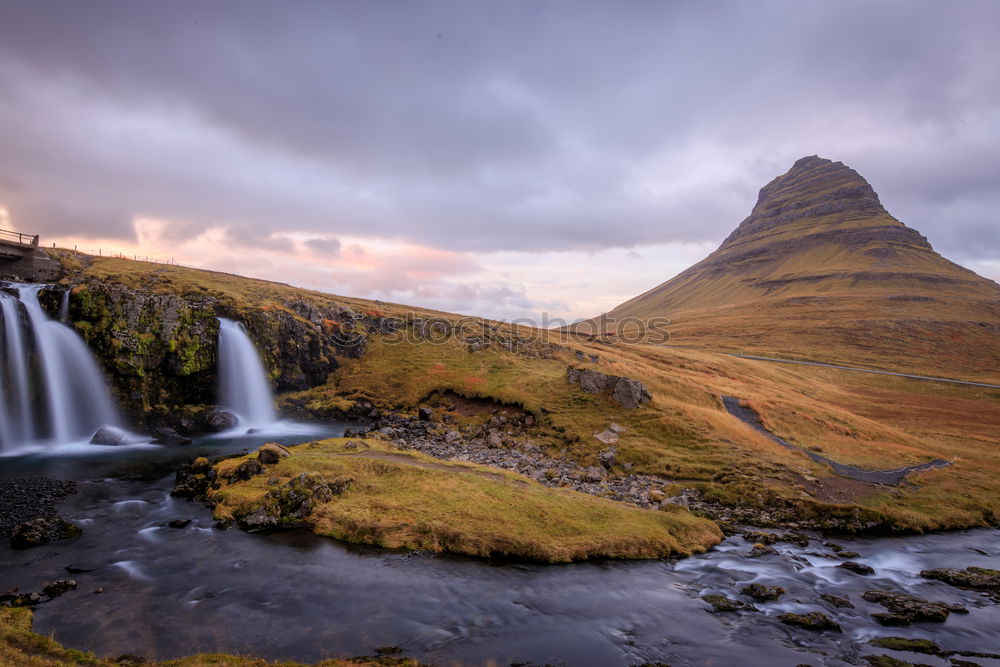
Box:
2;429;999;666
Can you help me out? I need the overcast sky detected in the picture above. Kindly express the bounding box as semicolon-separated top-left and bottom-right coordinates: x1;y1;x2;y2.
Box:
1;0;998;321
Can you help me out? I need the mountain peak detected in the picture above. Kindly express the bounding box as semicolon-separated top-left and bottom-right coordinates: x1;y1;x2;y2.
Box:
722;155;896;248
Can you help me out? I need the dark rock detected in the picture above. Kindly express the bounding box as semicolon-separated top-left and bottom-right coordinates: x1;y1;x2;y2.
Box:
257;442;291;465
204;409;238;432
42;579;77;597
598;447;617;470
780;532;810;548
871;613;912;627
566;367;652;408
171;457;214;500
862;656;920;667
150;427;192;446
836;550;861;559
231;458;265;481
863;590;967;624
235;471;345;531
744;530;779;545
740;583;785;602
65;563;101;574
778;611;842;632
920;567;1000;599
9;592;43;607
166;519;192;529
820;593;854;609
749;543;778;557
239;507;280;531
578;369;615;394
418;407;434;421
702;593;757;612
11;516;82;549
869;637;943;656
89;424;135;446
840;561;875;575
612;377;652;409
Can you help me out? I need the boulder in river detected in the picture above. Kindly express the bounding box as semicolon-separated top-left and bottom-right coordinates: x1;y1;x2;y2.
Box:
702;594;757;612
11;516;82;549
740;583;785;602
778;611;842;632
204;409;239;432
42;579;77;598
840;561;875;575
89;425;136;446
862;590;967;625
151;427;193;446
819;593;854;609
171;457;216;500
920;567;1000;599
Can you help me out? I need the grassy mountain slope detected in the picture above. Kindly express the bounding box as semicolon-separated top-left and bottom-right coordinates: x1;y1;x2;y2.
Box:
577;156;1000;382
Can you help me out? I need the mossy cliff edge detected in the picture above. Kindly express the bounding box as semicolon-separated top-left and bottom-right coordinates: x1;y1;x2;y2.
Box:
51;254;380;427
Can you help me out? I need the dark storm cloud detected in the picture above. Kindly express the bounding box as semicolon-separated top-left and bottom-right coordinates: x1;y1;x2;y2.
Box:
0;0;998;261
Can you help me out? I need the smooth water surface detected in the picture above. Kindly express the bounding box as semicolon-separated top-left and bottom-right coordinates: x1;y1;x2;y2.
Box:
2;431;999;666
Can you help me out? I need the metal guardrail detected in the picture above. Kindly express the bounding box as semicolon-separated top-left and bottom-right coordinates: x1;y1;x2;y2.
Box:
0;228;39;247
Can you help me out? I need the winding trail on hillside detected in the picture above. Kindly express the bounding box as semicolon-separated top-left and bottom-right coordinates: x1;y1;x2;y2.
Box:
729;354;1000;389
721;396;953;486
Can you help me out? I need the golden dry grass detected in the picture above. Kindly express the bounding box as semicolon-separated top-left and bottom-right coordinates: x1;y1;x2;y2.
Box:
210;438;722;561
64;249;1000;532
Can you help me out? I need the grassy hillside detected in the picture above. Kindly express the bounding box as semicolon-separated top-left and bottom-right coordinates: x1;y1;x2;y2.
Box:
51;248;1000;534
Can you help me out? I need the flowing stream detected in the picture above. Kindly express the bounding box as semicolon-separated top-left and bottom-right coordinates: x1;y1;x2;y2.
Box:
0;284;119;452
217;318;276;427
1;435;998;667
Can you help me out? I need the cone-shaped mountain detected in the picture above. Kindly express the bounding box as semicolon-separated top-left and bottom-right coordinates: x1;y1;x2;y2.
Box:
581;156;1000;381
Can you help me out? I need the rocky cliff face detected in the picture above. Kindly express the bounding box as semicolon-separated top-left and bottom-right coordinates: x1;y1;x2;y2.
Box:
64;279;368;428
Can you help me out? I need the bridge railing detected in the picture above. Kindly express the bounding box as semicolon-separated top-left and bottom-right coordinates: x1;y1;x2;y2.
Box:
0;228;39;247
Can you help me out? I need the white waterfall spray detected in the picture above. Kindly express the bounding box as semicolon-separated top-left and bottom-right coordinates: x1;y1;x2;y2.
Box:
0;284;120;451
0;293;33;444
217;318;276;427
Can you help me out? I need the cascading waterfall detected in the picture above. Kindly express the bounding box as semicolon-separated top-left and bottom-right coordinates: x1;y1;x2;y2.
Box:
59;288;70;323
217;318;276;427
0;293;33;444
0;283;120;451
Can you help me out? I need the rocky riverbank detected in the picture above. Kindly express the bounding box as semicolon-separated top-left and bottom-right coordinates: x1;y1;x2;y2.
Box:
0;477;77;538
346;409;897;535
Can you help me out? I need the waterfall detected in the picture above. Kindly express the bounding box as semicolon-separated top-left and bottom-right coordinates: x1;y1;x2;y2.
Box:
0;283;120;451
217;318;276;427
0;293;34;443
59;288;70;323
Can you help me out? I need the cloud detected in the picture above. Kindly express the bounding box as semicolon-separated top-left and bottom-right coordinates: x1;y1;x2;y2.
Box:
0;0;998;315
304;237;342;255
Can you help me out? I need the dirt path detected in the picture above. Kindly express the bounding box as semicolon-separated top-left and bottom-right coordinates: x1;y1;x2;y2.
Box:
721;396;952;486
729;354;1000;389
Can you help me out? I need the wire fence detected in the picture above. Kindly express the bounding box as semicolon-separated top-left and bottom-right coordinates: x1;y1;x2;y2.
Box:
48;242;183;267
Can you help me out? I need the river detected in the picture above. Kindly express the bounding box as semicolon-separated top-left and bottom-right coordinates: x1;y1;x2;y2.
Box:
2;426;998;666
